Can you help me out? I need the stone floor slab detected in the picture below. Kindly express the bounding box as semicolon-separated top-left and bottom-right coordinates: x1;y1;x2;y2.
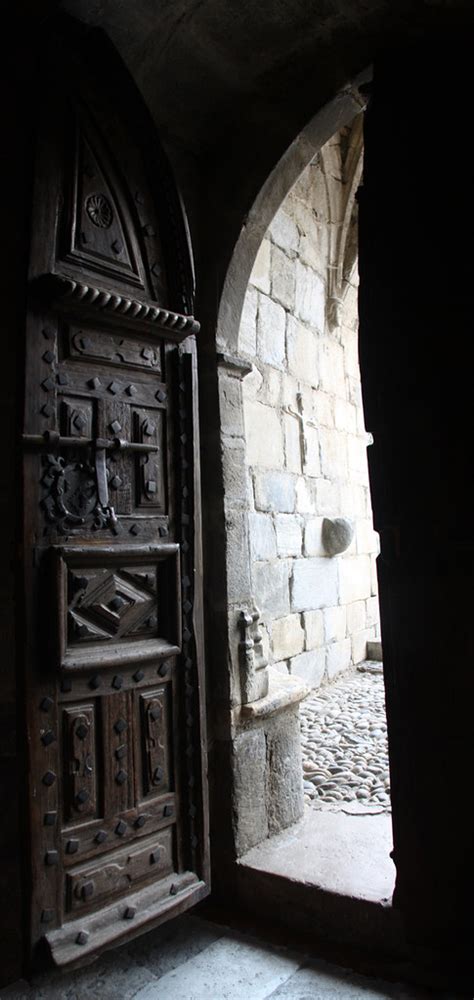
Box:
265;958;442;1000
131;932;301;1000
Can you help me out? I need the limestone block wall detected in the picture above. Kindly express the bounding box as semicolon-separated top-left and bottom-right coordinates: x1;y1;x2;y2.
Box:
238;132;380;689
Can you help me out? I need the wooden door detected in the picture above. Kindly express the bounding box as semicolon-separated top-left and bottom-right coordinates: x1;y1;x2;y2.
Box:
22;21;209;968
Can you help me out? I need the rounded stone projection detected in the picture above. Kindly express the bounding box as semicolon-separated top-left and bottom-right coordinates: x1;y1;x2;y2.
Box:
322;517;354;557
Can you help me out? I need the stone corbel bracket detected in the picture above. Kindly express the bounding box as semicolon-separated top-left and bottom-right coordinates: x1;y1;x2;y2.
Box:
238;606;269;704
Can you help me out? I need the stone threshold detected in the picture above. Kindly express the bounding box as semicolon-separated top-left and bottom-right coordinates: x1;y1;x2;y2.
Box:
239;668;310;720
234;807;403;957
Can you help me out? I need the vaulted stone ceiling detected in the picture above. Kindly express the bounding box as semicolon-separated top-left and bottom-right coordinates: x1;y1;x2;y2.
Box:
27;0;472;294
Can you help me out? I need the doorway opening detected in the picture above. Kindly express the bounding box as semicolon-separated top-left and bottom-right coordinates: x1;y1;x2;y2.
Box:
222;113;394;909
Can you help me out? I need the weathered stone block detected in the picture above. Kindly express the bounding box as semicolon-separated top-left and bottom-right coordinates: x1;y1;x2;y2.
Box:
268;208;299;253
222;437;249;509
290;648;325;687
295;477;316;514
319;427;348;481
318;337;345;397
245;400;283;468
356;518;380;555
352;627;376;665
254;471;295;513
334;397;357;434
225;510;252;604
304;517;324;556
323;605;347;643
271;245;295;310
250;238;271;294
257;294;286;369
239;286;258;357
253;559;290;618
260;366;281;407
346;599;366;634
265;709;304;834
303;609;324;649
275;514;302;557
219;371;245;437
291;557;338;612
347;434;369;485
315;478;340;516
248;512;277;561
338;555;371;604
313;389;334;428
294;261;325;330
233;729;268;855
326;638;352;679
304;424;320;477
272;613;305;660
366;595;380;627
287;316;318;384
272;659;290;675
283;413;301;474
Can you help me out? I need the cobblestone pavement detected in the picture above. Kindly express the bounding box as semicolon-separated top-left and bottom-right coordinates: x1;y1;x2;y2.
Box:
300;666;391;811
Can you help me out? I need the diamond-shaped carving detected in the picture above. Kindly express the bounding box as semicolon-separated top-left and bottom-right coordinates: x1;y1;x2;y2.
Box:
126;384;137;396
155;389;167;403
57;372;69;386
41;402;55;417
88;377;101;390
112;675;123;690
115;769;127;785
42;377;55;392
95;830;107;844
42;350;54;363
76;723;88;740
109;419;122;434
68;568;157;642
108;381;121;395
114;717;127;735
115;820;127;836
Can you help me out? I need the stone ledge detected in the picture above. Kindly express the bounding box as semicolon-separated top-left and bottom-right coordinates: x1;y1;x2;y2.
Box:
240;667;310;720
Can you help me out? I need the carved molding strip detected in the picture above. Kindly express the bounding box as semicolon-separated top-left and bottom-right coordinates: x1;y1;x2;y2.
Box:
31;273;200;339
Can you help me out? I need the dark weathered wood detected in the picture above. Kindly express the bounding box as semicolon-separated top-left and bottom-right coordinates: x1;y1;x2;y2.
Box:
21;20;209;970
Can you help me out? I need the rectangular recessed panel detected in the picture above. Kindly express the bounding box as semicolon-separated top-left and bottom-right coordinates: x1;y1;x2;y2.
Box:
68;324;162;373
62;703;97;824
132;407;166;512
56;544;181;670
102;691;135;817
66;828;173;912
139;686;171;799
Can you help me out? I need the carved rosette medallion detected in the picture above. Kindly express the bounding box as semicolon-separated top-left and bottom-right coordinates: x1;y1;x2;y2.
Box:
41;455;110;531
85;193;113;229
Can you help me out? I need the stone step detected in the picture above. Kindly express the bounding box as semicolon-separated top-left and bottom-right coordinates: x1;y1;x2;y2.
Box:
367;637;382;661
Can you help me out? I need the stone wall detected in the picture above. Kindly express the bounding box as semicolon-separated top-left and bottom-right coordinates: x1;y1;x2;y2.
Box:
238;129;380;689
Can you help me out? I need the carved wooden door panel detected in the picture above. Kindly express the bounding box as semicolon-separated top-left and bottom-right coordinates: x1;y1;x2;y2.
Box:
22;24;209;968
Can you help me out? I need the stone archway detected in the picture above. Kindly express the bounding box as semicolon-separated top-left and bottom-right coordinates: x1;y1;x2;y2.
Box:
213;83;389;864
